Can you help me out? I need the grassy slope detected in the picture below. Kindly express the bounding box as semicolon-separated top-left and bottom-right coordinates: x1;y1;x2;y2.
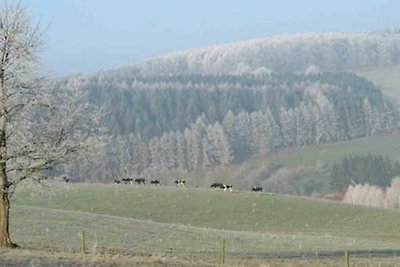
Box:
11;183;400;254
353;64;400;101
12;204;394;261
185;132;400;194
269;133;400;168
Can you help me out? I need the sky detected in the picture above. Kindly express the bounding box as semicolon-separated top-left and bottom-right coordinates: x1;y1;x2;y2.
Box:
22;0;400;76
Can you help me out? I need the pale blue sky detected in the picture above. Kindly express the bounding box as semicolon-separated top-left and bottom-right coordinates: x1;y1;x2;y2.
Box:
22;0;400;76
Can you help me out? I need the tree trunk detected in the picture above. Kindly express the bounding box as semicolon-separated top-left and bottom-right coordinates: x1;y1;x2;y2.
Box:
0;190;16;247
0;118;16;247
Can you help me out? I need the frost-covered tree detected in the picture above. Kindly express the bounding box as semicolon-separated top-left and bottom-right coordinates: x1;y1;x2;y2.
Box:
206;122;233;166
149;137;162;168
175;130;187;169
264;109;281;149
279;108;296;147
0;3;103;247
343;184;385;208
385;177;400;208
343;177;400;209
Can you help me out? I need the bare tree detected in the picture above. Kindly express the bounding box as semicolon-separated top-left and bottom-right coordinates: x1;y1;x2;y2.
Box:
0;2;103;247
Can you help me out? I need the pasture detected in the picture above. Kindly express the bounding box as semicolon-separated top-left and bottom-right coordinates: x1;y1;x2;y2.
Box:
353;64;400;100
268;132;400;168
8;182;400;265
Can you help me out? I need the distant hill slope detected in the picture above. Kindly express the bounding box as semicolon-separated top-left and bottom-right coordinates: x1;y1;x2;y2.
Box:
353;64;400;101
117;31;400;75
55;31;400;185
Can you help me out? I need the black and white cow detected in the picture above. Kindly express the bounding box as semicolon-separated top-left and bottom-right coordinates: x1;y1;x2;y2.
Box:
62;176;70;183
211;183;233;192
150;180;160;186
122;178;133;184
114;179;121;184
134;178;146;185
222;184;233;192
211;183;224;189
175;179;186;187
252;186;263;192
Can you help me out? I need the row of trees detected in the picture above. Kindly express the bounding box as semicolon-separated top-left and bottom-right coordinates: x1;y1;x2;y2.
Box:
330;155;400;191
343;177;400;209
62;72;398;140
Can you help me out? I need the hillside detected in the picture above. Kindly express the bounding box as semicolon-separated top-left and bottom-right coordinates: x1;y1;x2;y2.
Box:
117;31;400;76
182;132;400;195
63;72;399;184
353;64;400;101
53;31;400;192
10;183;400;261
13;183;400;236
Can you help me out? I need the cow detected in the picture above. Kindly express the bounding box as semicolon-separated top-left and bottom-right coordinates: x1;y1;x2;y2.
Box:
122;178;133;184
150;180;160;186
211;183;224;189
222;184;233;192
114;179;121;184
134;178;146;185
62;176;69;183
175;179;186;187
252;186;263;192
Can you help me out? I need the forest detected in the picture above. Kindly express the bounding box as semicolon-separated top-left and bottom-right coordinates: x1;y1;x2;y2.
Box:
59;71;399;182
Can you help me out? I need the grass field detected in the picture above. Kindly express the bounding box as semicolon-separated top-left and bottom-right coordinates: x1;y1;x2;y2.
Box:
268;132;400;168
2;247;400;267
13;182;400;236
9;182;400;264
353;64;400;101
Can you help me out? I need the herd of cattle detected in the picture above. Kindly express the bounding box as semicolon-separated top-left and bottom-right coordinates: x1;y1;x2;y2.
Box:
113;178;264;193
63;175;262;193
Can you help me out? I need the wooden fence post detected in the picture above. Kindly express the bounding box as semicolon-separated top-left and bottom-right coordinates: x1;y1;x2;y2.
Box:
80;230;86;254
345;250;350;267
221;238;225;264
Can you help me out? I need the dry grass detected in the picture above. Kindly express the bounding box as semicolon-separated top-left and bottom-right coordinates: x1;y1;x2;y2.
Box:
0;248;215;267
2;248;400;267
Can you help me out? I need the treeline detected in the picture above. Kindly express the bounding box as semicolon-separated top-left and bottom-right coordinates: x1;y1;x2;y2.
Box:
343;178;400;209
64;72;398;139
330;154;400;191
125;31;400;75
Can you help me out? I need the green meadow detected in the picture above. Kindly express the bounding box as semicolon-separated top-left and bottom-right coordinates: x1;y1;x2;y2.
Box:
9;183;400;263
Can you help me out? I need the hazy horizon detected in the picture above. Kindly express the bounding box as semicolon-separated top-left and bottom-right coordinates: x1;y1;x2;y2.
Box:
23;0;400;76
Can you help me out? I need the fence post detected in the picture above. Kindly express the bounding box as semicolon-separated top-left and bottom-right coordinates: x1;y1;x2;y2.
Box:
221;238;225;264
345;250;350;267
80;230;86;254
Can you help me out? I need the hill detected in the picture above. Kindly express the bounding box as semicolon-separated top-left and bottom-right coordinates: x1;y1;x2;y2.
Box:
62;72;399;184
52;31;400;192
9;183;400;263
117;31;400;76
